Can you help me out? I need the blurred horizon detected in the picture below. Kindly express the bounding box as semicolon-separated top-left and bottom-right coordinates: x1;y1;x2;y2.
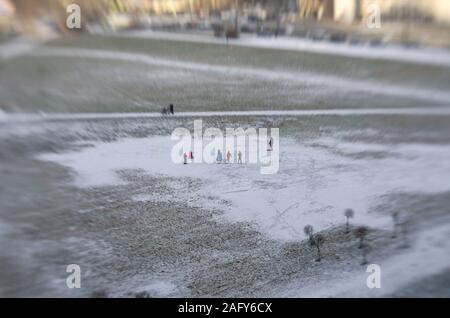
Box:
1;0;450;49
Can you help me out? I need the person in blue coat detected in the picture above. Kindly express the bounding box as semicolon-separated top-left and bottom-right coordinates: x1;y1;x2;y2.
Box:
216;150;223;163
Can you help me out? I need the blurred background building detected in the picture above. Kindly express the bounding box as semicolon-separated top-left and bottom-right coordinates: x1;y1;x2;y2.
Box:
1;0;450;47
0;0;18;36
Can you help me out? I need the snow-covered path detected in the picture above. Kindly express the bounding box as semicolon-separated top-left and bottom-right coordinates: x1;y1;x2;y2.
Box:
3;107;450;123
0;37;39;61
29;47;450;104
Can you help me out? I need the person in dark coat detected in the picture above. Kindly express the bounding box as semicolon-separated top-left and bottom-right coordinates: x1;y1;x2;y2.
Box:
268;136;273;151
169;104;174;115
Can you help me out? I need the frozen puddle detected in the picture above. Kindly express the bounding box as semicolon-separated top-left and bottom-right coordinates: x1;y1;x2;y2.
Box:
38;136;450;241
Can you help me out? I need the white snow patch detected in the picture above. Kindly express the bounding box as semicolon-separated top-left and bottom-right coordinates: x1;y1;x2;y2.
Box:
3;107;450;124
37;135;450;241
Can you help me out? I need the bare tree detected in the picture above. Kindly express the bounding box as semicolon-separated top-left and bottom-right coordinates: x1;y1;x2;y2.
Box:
303;224;314;245
354;226;369;249
344;208;355;233
312;234;325;261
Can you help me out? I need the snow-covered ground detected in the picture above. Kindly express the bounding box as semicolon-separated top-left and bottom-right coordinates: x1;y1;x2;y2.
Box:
3;107;450;123
38;135;450;240
119;30;450;68
0;37;38;61
0;32;58;61
34;129;450;296
29;47;450;104
2;32;450;297
276;221;450;297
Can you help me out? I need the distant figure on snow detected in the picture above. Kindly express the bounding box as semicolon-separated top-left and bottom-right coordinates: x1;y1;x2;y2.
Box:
161;107;167;116
183;152;187;164
268;137;274;151
188;150;194;160
237;151;242;164
169;104;174;115
216;150;223;163
226;150;232;163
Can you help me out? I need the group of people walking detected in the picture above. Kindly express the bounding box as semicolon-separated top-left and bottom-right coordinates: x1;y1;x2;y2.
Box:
183;150;243;164
215;150;242;164
161;104;174;116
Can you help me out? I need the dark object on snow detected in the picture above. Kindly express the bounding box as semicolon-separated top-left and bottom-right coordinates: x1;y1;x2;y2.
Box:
329;33;347;43
135;291;151;298
311;234;325;261
344;208;355;233
268;137;274;151
354;226;369;249
216;149;223;163
304;224;314;246
169;104;174;115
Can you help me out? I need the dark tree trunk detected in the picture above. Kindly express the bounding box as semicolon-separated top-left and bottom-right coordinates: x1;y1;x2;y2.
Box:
316;246;321;261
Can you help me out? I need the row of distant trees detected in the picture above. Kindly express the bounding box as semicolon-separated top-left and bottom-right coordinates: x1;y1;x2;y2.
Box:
303;208;411;264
